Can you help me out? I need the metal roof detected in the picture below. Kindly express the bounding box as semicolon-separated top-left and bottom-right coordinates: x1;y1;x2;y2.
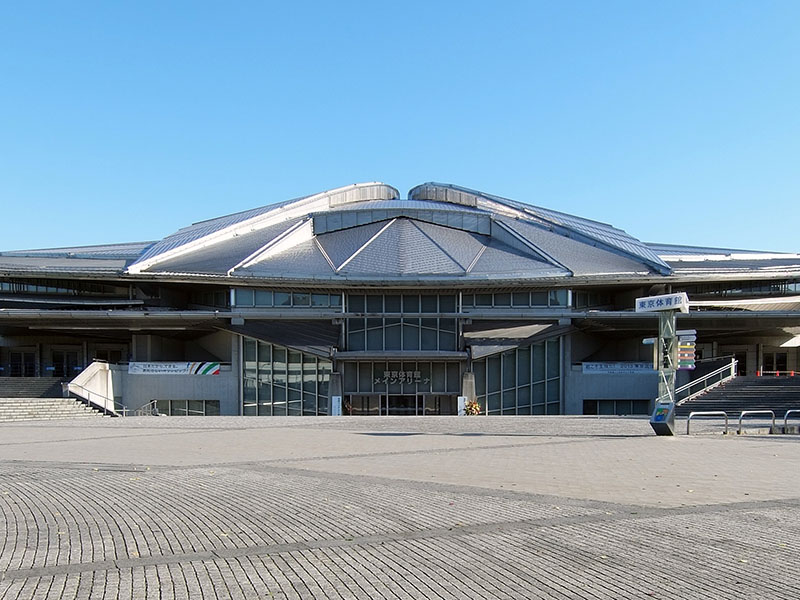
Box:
6;181;800;287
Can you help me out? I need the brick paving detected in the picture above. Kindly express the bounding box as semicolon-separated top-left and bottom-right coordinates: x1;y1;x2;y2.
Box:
0;416;798;599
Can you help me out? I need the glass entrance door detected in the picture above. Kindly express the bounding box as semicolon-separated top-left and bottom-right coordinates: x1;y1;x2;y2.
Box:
763;352;788;373
421;394;458;415
52;350;80;378
386;395;417;415
347;394;382;415
9;351;36;377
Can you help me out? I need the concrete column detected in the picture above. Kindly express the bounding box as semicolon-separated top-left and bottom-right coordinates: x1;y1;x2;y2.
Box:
461;371;476;402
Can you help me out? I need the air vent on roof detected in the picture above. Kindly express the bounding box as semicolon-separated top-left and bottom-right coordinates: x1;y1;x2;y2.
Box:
408;183;479;207
327;183;400;207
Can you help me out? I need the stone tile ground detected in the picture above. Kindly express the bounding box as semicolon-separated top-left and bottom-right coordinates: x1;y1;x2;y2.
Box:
0;416;798;599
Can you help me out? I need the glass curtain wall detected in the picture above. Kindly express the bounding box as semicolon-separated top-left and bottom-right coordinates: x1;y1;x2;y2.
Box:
346;294;458;352
242;337;331;415
472;339;561;415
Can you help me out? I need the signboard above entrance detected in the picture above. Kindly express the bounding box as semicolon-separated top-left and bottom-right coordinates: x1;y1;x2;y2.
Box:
635;292;690;314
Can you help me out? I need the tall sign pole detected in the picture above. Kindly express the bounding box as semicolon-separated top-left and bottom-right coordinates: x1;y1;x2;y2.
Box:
635;292;690;436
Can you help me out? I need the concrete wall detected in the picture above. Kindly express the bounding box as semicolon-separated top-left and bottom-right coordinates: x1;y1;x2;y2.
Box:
116;366;239;415
564;365;658;414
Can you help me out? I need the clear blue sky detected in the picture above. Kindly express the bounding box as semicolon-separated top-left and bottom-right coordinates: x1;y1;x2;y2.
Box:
1;1;799;253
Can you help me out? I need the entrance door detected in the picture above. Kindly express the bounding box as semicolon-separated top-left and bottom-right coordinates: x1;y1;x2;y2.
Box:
52;350;80;378
763;352;788;374
347;394;381;415
9;351;36;377
734;352;747;376
387;395;417;415
421;394;458;415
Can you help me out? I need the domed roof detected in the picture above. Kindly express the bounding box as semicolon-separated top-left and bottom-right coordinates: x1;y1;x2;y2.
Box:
125;182;671;284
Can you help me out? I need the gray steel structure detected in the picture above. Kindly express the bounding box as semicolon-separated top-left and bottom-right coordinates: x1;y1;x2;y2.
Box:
1;182;800;417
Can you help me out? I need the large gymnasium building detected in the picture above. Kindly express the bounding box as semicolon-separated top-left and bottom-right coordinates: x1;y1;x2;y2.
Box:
1;182;799;417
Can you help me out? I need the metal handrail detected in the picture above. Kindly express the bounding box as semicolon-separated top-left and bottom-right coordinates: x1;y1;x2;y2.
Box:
737;410;775;435
67;381;118;416
134;400;160;416
784;409;800;429
674;359;737;406
687;411;729;435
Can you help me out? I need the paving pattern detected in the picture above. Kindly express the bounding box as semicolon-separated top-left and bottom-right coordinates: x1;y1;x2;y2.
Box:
0;416;798;599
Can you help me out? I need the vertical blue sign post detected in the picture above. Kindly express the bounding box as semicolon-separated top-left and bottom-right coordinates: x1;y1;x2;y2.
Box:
635;292;690;436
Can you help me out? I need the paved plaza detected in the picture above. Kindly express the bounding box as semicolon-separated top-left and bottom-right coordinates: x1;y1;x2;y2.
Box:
0;416;798;599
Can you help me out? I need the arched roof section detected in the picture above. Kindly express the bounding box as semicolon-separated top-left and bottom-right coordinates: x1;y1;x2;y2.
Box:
409;182;672;275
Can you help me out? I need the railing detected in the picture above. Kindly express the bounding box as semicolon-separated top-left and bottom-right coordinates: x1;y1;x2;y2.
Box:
784;409;800;429
67;381;118;416
134;400;160;416
687;411;729;435
674;358;738;405
737;410;775;435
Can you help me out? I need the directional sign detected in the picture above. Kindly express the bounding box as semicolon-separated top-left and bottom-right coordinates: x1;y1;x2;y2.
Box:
635;292;690;314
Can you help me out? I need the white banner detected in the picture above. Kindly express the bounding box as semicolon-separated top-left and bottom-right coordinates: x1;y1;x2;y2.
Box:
128;362;221;375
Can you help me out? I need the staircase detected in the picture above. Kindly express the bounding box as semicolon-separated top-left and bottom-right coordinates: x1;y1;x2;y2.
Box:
0;377;109;421
0;377;64;398
676;375;800;418
0;397;109;421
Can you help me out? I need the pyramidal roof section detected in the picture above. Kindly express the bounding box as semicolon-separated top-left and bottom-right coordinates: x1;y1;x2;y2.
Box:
409;182;672;275
127;182;399;274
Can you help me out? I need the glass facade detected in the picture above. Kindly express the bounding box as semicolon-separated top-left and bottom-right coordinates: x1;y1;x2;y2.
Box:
242;337;332;415
472;339;561;415
233;288;342;308
462;290;568;308
342;361;462;395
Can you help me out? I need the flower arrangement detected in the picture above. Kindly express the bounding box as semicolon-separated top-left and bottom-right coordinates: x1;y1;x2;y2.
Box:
464;400;482;415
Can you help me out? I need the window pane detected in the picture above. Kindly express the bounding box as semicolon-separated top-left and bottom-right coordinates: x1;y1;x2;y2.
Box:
476;293;492;307
547;339;560;379
367;328;383;350
517;347;531;385
385;323;401;350
311;293;329;307
462;294;474;308
329;294;342;308
438;331;456;351
303;355;316;394
384;294;401;312
502;352;515;389
495;293;511;307
403;294;419;313
421;295;438;313
439;295;456;312
487;356;501;393
473;361;486;396
348;331;365;351
274;291;290;306
235;288;254;307
502;389;515;412
446;362;461;394
292;292;310;306
402;322;419;350
533;344;545;382
421;328;438;350
287;351;302;390
512;292;529;307
205;401;220;416
348;295;365;312
431;363;446;392
273;348;287;387
531;291;548;306
367;295;383;312
255;290;273;306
